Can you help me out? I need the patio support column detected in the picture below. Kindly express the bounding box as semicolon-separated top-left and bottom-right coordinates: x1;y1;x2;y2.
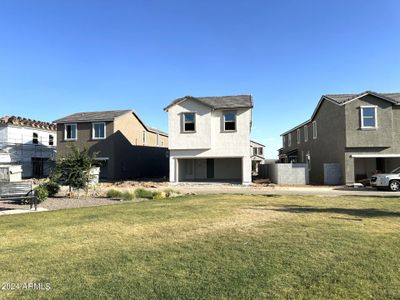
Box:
242;156;252;185
169;157;179;183
345;154;355;185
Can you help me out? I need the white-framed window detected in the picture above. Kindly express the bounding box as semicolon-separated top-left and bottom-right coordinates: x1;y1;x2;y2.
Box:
258;147;263;155
253;147;257;156
92;122;106;139
142;130;146;145
297;129;300;144
312;121;317;139
182;113;196;132
283;135;286;148
223;111;236;131
288;133;292;147
360;106;377;129
49;134;54;146
304;125;308;142
32;132;38;144
65;124;77;141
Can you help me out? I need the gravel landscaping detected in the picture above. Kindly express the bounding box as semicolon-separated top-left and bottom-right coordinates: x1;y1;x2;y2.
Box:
0;196;126;212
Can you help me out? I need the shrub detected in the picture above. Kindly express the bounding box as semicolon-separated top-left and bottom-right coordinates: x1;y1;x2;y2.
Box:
153;191;166;200
34;185;49;203
43;181;60;197
121;191;135;201
135;188;154;199
106;189;123;198
163;188;180;198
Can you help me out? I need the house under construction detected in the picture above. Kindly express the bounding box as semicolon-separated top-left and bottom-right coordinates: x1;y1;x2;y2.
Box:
0;116;57;178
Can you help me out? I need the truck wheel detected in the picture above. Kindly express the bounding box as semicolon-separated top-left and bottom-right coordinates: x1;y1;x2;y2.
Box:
389;180;400;192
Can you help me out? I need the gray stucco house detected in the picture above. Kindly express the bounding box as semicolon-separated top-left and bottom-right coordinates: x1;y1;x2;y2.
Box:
279;91;400;185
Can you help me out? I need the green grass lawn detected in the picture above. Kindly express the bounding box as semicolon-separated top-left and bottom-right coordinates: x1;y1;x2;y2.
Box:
1;194;400;299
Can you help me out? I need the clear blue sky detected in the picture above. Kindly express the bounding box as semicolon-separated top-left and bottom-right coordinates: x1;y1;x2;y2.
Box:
1;0;399;158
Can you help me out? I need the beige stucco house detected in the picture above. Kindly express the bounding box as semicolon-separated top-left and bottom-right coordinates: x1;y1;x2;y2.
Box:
54;110;168;180
165;95;253;185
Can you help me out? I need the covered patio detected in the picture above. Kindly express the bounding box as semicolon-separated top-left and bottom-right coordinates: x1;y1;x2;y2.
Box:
175;157;243;184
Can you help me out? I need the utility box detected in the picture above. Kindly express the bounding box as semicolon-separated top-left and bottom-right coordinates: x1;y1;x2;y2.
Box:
0;165;23;182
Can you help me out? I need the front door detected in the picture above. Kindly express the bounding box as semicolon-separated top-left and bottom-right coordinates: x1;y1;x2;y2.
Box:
207;159;214;179
185;159;195;180
32;157;44;178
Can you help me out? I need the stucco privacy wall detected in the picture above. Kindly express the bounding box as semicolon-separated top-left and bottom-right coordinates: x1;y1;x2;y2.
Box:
267;163;309;185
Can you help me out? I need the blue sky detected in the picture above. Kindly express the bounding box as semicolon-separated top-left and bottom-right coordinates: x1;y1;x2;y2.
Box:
0;0;399;158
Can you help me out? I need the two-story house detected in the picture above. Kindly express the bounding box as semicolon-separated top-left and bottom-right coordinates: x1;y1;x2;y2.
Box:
54;110;168;180
280;91;400;185
165;95;253;185
0;116;57;178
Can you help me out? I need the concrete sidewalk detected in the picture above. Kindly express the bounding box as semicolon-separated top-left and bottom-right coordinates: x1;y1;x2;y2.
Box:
0;207;48;216
172;183;400;197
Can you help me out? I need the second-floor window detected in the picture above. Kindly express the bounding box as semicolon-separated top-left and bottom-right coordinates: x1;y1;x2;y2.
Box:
65;124;77;140
33;133;38;144
304;125;308;142
312;121;317;139
183;113;195;132
92;122;106;139
283;135;286;148
223;111;236;131
297;129;300;144
360;106;377;129
258;147;263;155
288;133;292;146
49;134;54;146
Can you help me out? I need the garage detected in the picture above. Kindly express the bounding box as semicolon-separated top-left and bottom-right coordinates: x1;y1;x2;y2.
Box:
178;158;242;183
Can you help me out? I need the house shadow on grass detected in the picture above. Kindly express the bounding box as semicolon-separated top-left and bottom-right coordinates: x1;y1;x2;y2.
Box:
252;205;400;218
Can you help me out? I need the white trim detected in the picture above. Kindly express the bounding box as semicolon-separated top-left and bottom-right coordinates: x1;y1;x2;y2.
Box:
304;125;308;142
360;105;378;129
92;122;106;140
351;154;400;158
312;121;317;139
64;123;77;141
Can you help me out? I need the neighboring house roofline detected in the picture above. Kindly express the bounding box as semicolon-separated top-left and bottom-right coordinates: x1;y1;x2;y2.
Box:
250;140;265;147
0;115;56;131
130;111;168;137
53;110;132;123
54;109;168;137
280;91;400;136
164;95;254;111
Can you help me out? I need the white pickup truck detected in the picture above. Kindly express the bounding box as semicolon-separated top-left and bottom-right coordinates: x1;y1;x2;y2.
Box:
370;167;400;191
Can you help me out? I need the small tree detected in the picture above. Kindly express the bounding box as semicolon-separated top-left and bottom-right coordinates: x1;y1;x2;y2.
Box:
52;145;98;197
